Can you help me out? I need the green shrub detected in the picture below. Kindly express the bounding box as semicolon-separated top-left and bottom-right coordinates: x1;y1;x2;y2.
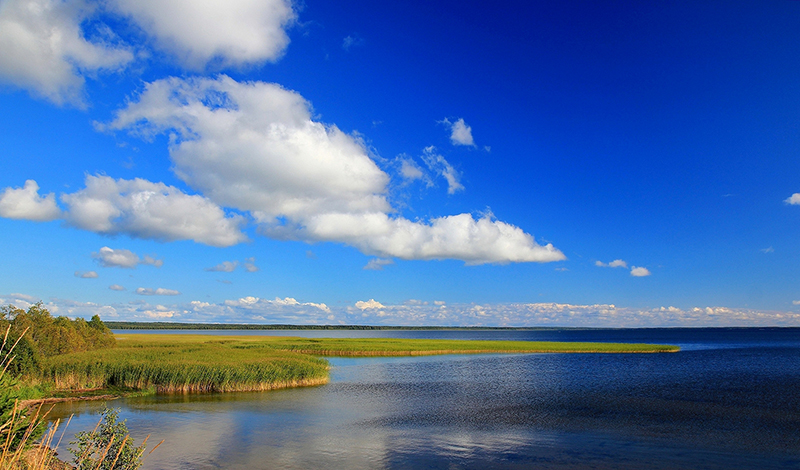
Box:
70;407;146;470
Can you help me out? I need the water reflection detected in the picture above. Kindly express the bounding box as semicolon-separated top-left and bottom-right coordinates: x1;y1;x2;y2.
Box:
47;330;800;469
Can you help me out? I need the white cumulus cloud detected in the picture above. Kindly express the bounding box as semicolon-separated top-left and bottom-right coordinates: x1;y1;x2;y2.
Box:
443;118;475;146
93;246;138;268
61;174;247;247
0;180;62;221
92;246;163;268
103;75;391;221
295;212;565;264
630;266;651;277
785;193;800;205
355;299;385;310
0;0;134;106
108;0;295;70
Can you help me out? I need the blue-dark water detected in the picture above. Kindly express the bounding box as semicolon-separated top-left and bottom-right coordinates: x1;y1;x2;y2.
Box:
49;328;800;469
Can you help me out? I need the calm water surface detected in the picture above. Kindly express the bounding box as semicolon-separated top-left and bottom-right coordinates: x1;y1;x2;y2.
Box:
48;328;800;469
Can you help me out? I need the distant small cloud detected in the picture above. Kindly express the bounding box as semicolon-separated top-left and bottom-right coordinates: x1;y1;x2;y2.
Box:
398;157;426;183
422;146;463;194
355;299;385;310
306;250;317;259
441;118;475;146
785;193;800;205
141;255;164;267
135;287;181;296
364;258;394;270
596;259;628;268
342;34;364;51
761;247;774;254
555;267;568;272
93;247;139;268
630;266;651;277
793;300;800;306
93;247;163;269
75;271;98;279
205;261;238;272
243;257;259;272
109;284;126;291
217;280;233;285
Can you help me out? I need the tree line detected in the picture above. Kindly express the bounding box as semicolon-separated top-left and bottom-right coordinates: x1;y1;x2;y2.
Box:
1;303;115;376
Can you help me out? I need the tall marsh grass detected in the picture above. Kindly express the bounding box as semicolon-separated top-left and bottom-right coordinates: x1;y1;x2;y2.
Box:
42;338;330;393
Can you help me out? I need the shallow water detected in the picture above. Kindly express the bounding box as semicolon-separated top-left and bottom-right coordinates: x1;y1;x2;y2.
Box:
48;328;800;469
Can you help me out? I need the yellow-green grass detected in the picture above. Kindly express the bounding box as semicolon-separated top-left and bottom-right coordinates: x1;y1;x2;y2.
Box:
37;334;678;395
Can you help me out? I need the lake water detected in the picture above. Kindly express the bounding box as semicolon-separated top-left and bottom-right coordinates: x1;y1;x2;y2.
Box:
47;328;800;469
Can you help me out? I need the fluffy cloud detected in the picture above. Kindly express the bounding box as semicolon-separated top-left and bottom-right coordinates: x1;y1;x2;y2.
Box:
108;0;295;69
0;0;297;104
630;266;651;277
363;258;394;270
135;287;181;296
61;175;247;247
0;180;61;221
443;118;475;146
104;75;391;220
596;259;628;268
92;247;163;269
355;299;385;310
294;212;565;264
785;193;800;205
74;271;98;278
205;261;238;272
109;284;126;291
0;0;133;106
421;146;463;194
103;75;563;264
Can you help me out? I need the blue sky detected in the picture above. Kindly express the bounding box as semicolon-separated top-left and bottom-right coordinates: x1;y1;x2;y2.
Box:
1;0;799;326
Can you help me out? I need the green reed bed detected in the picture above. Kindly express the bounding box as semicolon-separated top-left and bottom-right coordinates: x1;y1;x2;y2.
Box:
42;337;330;393
37;334;677;395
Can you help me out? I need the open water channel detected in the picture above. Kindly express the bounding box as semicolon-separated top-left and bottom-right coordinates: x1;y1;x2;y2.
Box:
47;328;800;469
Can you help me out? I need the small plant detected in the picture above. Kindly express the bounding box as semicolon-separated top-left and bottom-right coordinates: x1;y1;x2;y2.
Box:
69;407;148;470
